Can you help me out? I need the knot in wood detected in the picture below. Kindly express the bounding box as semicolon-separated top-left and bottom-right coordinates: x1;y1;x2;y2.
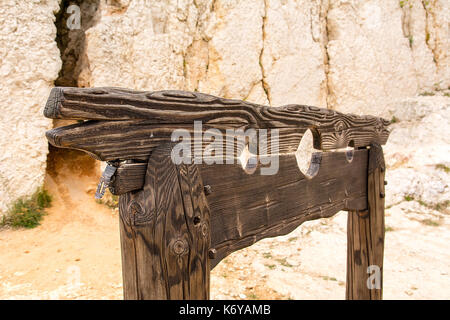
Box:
334;120;346;133
128;200;143;216
283;105;304;112
91;89;107;95
170;238;188;257
201;222;209;237
162;91;196;99
126;200;153;226
307;106;320;112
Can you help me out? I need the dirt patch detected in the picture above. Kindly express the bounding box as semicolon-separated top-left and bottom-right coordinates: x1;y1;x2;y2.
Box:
0;149;123;299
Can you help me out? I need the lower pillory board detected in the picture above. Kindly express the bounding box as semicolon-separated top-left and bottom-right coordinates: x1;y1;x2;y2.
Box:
44;87;390;300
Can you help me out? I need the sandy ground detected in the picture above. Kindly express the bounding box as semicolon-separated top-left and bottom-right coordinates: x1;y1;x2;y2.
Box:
0;150;449;300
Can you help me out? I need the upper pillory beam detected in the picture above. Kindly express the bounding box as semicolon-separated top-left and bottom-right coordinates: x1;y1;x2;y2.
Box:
43;87;390;152
43;86;390;126
44;87;64;119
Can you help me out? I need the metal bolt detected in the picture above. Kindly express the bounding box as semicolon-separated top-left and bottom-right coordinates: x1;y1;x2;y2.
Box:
380;192;385;198
204;185;212;195
384;180;388;185
208;248;217;259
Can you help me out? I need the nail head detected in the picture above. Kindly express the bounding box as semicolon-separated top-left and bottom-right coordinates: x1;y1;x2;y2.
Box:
204;185;212;195
208;248;217;259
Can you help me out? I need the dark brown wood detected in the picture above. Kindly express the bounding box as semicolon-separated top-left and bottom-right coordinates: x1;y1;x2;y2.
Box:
112;150;368;268
119;143;210;299
44;87;390;161
42;87;391;300
203;150;368;268
346;143;385;300
110;162;147;195
45;120;301;161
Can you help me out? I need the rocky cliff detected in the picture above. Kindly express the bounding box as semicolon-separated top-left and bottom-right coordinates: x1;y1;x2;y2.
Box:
0;0;448;214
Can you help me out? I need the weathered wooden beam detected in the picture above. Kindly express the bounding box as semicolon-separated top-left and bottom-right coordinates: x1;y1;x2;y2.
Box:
119;143;210;299
203;150;368;268
110;162;147;195
42;87;391;300
110;149;369;268
346;143;385;300
44;87;390;158
44;117;388;162
45;120;302;161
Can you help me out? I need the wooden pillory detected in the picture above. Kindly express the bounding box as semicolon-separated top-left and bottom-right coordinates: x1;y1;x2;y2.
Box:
44;87;390;300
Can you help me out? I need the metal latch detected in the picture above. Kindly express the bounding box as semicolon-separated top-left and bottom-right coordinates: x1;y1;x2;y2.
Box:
95;163;118;199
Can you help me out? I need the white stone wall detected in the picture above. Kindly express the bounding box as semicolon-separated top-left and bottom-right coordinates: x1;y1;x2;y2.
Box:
0;0;61;214
81;0;448;115
0;0;448;214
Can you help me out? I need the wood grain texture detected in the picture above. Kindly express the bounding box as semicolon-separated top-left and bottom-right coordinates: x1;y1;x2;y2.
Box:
111;162;147;195
110;162;147;195
42;86;391;299
45;120;300;161
119;144;210;299
346;143;385;300
113;149;368;269
202;149;368;268
44;87;390;161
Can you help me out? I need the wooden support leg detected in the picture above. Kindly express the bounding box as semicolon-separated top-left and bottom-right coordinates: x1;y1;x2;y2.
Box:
118;144;211;300
346;143;385;300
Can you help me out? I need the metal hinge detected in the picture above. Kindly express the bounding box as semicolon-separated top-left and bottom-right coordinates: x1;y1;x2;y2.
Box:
95;162;118;199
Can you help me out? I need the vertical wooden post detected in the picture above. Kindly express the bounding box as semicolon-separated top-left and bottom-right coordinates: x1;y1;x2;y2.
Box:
346;143;385;300
118;143;211;299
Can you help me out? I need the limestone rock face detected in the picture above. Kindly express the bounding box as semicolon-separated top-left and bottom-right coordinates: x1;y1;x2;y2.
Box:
384;95;450;207
199;0;265;102
326;0;419;116
0;0;61;213
260;0;328;107
81;0;202;90
81;0;447;113
400;0;437;91
74;0;450;212
0;0;448;214
423;0;449;90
